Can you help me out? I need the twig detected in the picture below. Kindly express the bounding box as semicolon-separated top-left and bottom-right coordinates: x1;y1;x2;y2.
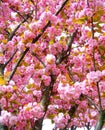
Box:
4;49;18;67
0;64;5;75
32;21;51;43
32;52;46;67
91;16;101;111
83;94;100;112
85;122;91;130
8;48;29;81
91;17;94;39
55;0;69;16
67;29;78;52
10;7;28;21
30;0;38;19
96;82;102;111
91;16;96;72
56;29;78;64
4;29;10;36
8;16;29;41
66;66;75;83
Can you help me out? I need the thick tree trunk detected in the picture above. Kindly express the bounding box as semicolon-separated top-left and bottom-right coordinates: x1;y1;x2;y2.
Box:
95;111;105;130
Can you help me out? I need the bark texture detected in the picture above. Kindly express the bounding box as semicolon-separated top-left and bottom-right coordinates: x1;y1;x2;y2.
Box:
95;111;105;130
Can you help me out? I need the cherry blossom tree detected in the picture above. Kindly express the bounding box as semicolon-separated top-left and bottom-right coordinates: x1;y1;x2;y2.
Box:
0;0;105;130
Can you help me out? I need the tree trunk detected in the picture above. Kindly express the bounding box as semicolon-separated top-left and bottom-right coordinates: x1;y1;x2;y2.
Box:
0;125;8;130
33;118;43;130
95;110;105;130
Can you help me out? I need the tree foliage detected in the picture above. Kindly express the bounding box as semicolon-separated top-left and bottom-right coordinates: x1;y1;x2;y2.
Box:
0;0;105;130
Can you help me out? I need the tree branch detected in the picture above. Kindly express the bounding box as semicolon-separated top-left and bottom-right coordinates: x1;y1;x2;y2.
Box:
32;52;46;67
10;8;28;21
55;0;69;16
66;66;75;83
0;64;5;76
4;49;18;68
8;0;69;83
62;94;84;130
0;49;18;75
8;16;29;41
91;16;96;72
96;82;102;111
8;48;29;81
32;0;69;43
56;29;78;64
83;94;100;112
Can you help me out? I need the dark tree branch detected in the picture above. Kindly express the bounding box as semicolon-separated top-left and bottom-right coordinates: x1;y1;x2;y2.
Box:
56;29;78;64
96;82;102;111
83;94;100;112
85;122;91;130
91;17;96;72
8;48;29;81
32;0;69;43
0;49;18;75
4;49;18;68
91;17;94;39
41;73;55;112
8;16;29;41
91;15;102;111
33;1;70;128
32;52;46;67
61;94;84;130
0;64;5;75
30;0;38;19
4;28;10;36
33;118;43;130
55;0;69;16
66;66;75;83
32;21;51;43
10;8;28;21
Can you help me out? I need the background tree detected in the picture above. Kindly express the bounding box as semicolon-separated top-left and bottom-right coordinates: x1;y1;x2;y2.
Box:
0;0;105;130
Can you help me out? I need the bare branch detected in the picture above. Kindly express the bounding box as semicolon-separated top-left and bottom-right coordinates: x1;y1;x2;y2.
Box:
85;122;92;130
